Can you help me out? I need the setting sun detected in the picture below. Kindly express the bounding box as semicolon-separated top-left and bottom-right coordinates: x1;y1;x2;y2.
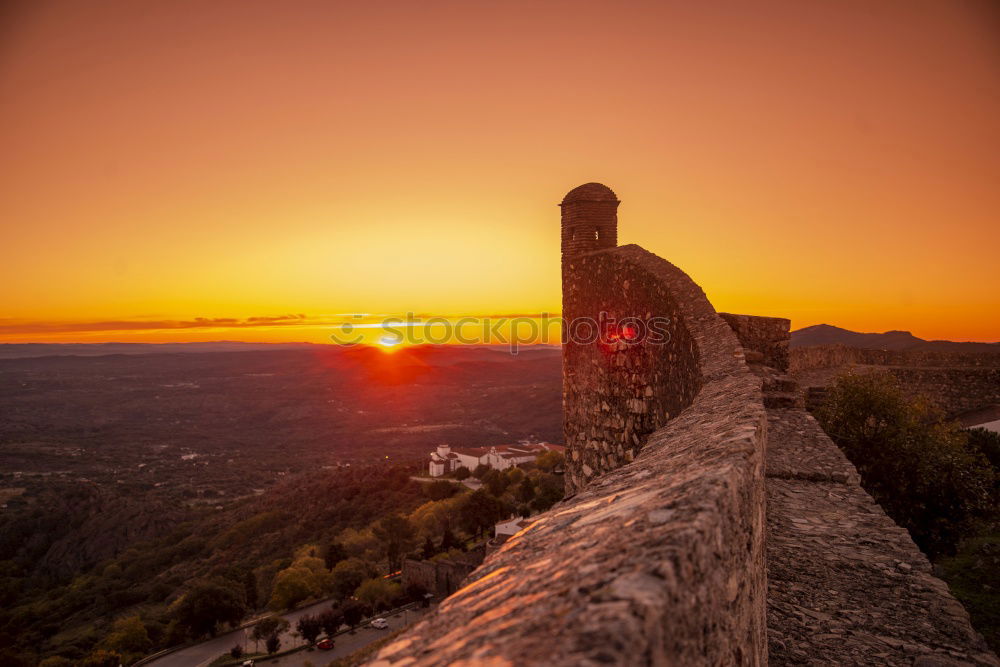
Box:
377;335;403;351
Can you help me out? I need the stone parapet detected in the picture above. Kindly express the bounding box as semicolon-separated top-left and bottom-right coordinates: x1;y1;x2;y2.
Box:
790;344;1000;371
561;244;702;491
720;313;791;372
765;408;998;665
791;344;1000;417
369;244;769;665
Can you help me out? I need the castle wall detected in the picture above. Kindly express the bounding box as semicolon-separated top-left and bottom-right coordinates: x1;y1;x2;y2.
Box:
561;245;701;491
364;184;995;666
401;548;485;600
370;244;769;665
720;313;791;372
765;408;998;665
791;344;1000;416
790;344;1000;371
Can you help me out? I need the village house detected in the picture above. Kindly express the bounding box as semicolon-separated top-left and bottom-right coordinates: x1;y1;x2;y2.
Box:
428;442;564;477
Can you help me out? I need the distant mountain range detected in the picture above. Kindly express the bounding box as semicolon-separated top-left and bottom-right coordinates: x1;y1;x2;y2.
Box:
2;329;996;359
790;324;1000;353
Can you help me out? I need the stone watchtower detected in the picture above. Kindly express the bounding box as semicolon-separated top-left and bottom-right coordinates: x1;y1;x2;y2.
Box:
560;182;619;266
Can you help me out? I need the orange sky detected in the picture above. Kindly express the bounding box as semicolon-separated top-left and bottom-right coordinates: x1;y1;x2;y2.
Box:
1;0;998;344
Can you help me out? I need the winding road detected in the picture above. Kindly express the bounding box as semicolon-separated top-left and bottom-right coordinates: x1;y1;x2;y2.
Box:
145;600;426;667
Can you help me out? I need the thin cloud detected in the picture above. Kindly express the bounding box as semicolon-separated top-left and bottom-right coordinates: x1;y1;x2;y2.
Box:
0;314;312;334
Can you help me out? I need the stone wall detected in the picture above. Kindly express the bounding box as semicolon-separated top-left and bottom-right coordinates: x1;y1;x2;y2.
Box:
720;313;791;372
369;244;769;666
364;183;995;666
401;548;485;600
790;344;1000;371
791;344;1000;417
561;244;701;492
765;407;998;665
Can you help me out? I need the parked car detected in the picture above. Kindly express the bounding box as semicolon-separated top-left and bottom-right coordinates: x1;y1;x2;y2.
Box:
242;661;255;667
317;638;335;650
371;618;389;629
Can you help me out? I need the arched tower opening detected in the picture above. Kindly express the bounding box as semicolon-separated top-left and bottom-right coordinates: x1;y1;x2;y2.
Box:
560;182;619;265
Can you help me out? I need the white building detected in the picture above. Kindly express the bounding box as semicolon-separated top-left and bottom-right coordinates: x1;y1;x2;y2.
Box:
428;444;462;477
428;441;565;477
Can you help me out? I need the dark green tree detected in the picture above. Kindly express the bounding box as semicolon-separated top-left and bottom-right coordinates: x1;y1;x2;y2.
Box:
473;464;491;480
331;558;376;600
453;466;471;480
483;469;509;497
296;614;323;644
324;541;347;570
251;617;289;653
459;489;505;537
173;580;246;638
372;514;417;571
422;535;436;560
243;570;258;611
341;599;366;632
515;478;535;504
530;473;565;512
319;606;343;636
265;633;281;655
440;520;458;551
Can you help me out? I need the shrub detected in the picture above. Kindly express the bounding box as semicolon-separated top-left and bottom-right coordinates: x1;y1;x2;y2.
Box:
817;371;996;556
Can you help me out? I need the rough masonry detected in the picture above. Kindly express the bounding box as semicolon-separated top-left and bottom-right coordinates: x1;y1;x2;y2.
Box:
368;184;996;666
791;344;1000;417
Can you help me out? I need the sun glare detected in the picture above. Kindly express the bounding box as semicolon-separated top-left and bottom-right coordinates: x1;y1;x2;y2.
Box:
377;335;403;352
